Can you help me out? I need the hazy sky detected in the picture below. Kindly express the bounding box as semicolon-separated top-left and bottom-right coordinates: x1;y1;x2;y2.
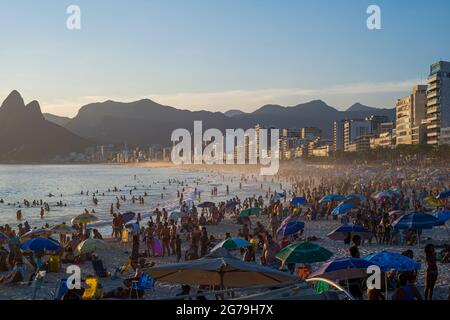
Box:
0;0;449;117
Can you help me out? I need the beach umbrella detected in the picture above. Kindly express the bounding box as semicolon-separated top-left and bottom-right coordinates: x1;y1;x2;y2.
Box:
122;211;135;223
144;248;297;288
281;214;300;226
372;190;400;202
327;224;372;241
277;221;305;237
211;238;251;251
331;203;355;215
308;258;375;281
346;194;367;202
50;223;78;235
20;237;61;252
436;190;450;199
20;228;52;240
225;201;240;208
239;207;262;217
433;210;450;225
272;193;286;201
0;232;9;240
424;196;443;207
71;212;98;225
198;201;215;208
364;251;421;272
319;194;346;203
76;238;109;255
169;211;188;221
388;210;403;217
276;242;333;264
392;212;440;230
290;197;307;206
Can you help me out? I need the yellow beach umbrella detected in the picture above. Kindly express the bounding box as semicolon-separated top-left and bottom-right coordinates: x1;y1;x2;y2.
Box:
76;238;109;255
71;213;98;225
424;196;442;207
50;223;78;235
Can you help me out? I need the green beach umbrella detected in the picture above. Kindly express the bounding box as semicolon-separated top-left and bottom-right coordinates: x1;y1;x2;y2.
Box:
276;242;333;264
239;207;262;218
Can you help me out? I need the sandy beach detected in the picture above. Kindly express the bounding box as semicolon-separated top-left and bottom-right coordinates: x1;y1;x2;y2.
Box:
0;162;449;300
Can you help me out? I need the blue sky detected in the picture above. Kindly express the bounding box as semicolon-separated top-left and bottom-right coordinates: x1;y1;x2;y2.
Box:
0;0;449;116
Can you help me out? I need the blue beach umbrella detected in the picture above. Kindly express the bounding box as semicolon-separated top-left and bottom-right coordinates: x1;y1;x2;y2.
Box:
332;203;355;215
364;251;421;272
225;201;240;208
198;201;215;208
327;224;372;240
277;221;305;237
345;194;367;202
433;210;450;225
308;258;375;281
392;212;440;230
319;194;346;203
291;197;307;206
122;211;136;223
436;190;450;199
20;237;61;252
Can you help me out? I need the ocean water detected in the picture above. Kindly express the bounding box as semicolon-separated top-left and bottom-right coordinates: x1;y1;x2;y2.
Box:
0;165;280;234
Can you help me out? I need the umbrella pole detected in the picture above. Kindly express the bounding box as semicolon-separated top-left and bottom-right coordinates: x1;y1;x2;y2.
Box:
385;273;388;300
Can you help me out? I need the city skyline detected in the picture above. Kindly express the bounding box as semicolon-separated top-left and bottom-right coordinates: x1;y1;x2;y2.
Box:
1;0;450;117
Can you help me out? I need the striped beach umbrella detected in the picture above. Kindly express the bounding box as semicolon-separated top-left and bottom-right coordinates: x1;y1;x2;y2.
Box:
392;212;440;230
50;223;78;235
277;221;305;237
327;224;372;241
71;213;98;225
308;258;375;281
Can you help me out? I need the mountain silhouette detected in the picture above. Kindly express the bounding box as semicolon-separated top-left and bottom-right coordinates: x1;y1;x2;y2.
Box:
0;91;91;162
43;113;71;127
64;98;395;147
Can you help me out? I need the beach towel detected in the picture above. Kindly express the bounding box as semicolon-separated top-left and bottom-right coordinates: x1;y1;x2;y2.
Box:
153;239;163;256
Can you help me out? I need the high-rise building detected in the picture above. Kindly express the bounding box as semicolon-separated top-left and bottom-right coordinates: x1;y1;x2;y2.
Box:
333;120;345;151
301;127;322;141
396;85;428;145
365;115;390;136
343;119;371;151
426;61;450;145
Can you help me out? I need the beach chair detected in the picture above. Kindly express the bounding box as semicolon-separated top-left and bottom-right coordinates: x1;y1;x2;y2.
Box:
54;278;69;300
82;277;98;300
129;273;155;299
48;255;60;273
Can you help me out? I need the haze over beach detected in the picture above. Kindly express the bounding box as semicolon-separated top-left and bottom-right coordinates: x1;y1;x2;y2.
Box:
0;0;449;305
